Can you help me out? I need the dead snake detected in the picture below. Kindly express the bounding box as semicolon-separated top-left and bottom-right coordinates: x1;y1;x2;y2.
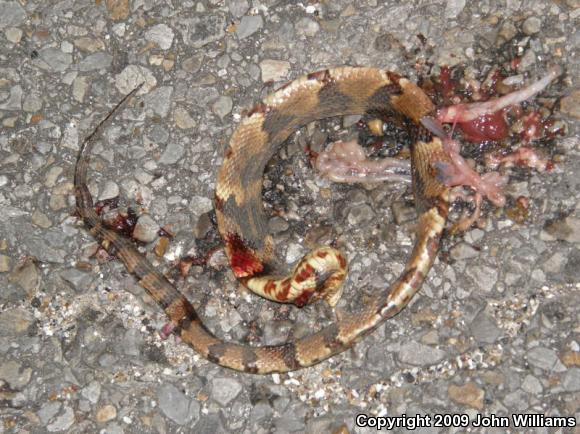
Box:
74;67;452;373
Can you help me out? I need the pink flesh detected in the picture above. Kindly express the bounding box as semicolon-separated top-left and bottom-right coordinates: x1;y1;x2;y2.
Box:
436;65;561;124
159;322;176;340
420;66;561;207
457;111;509;142
434;137;508;207
315;140;411;184
489;146;550;172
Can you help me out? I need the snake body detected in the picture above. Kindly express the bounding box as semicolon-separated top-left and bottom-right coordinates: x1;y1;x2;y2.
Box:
75;67;451;373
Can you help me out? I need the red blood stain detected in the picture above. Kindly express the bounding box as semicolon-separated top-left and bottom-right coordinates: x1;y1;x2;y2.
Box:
225;233;263;278
479;69;505;99
516;196;529;210
103;208;138;238
521;111;542;142
95;197;119;215
457;111;509;143
436;66;514;143
438;66;457;102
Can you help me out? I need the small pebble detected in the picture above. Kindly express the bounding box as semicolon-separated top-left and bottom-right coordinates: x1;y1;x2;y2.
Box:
211;377;243;406
398;341;446;366
96;405;117;423
560;90;580;119
77;52;113;71
295;17;320;37
448;382;484;410
522;16;542;35
174;106;196;129
0;255;10;272
0;2;26;30
74;37;106;53
115;65;157;95
187;13;225;48
212;96;233;119
227;0;249;18
497;21;517;42
99;181;119;201
145;24;175;50
133;215;160;243
32;210;52;228
157;384;199;425
47;407;75;432
236;15;263;39
5;27;23;42
260;59;291;82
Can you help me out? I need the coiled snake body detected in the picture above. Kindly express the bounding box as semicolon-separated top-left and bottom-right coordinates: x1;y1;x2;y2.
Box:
75;67;451;373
